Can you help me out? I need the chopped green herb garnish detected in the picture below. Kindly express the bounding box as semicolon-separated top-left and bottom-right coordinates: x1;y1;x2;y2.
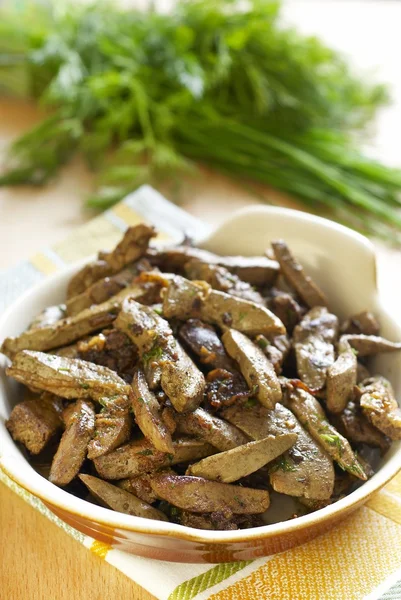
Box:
153;306;163;315
138;449;153;456
320;432;343;455
233;495;245;507
137;396;145;404
166;453;174;462
80;382;90;390
256;336;270;350
351;348;359;356
238;312;247;322
142;343;164;365
347;462;366;477
58;367;70;373
244;397;258;408
270;455;296;473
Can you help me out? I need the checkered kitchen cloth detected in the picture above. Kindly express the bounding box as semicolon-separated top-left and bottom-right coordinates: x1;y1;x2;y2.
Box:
1;186;401;600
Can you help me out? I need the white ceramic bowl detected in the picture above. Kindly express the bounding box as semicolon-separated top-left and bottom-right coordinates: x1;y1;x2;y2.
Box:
1;206;400;563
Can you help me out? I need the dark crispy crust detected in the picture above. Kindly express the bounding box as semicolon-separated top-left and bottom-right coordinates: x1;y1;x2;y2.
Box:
205;368;251;409
77;329;137;383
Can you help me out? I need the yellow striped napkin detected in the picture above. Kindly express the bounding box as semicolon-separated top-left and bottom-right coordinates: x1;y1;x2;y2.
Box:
1;186;401;600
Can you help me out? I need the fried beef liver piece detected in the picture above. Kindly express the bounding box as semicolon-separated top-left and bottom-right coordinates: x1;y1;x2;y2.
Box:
271;240;328;308
293;307;339;390
222;328;282;409
93;438;215;480
131;368;174;454
187;434;297;483
79;474;168;521
150;474;270;514
336;401;390;453
326;347;357;414
286;385;366;480
341;311;380;336
6;392;63;454
87;395;132;460
67;224;156;298
359;377;401;440
267;289;305;333
0;288;138;358
66;260;159;316
166;406;249;451
6;350;129;401
178;319;236;372
115;298;205;413
153;246;279;286
184;260;265;304
341;335;401;357
162;275;285;337
222;402;334;500
49;399;95;486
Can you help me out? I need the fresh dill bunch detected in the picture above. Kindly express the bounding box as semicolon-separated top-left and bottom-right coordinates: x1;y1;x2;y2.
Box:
1;0;400;241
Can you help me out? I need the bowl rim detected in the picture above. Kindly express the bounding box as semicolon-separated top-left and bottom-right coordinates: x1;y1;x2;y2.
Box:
1;204;400;546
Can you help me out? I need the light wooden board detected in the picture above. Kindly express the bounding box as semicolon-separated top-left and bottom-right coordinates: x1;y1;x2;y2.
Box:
0;483;157;600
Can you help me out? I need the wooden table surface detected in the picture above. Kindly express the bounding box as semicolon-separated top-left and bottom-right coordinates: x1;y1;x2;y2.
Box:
1;2;401;599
